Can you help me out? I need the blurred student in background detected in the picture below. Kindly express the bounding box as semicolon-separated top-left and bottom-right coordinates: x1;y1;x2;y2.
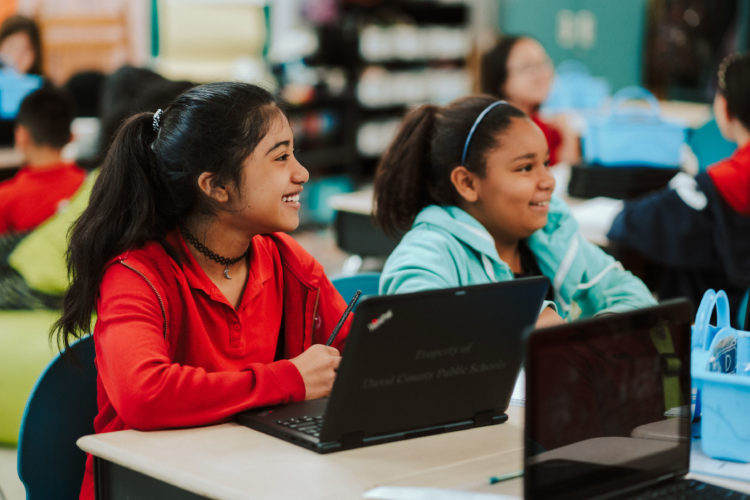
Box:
607;52;750;318
0;68;194;310
375;96;655;326
481;35;579;166
0;14;42;75
0;85;84;236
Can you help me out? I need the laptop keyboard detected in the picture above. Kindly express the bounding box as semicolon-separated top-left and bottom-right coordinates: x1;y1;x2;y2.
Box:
276;415;324;438
627;479;750;499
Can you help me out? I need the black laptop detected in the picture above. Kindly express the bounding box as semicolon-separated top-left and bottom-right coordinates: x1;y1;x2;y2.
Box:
236;277;549;453
524;299;749;499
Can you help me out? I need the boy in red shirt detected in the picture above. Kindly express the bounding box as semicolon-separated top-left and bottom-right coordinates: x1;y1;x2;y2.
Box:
0;85;85;235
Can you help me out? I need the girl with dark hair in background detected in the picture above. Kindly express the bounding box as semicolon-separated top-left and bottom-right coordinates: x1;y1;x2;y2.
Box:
374;95;655;327
607;52;750;318
0;14;43;75
54;81;351;499
481;35;579;166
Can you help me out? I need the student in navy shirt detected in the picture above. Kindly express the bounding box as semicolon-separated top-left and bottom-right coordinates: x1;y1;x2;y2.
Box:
607;52;750;318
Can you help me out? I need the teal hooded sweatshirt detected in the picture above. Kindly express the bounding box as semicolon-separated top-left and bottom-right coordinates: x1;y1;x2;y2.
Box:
379;197;655;320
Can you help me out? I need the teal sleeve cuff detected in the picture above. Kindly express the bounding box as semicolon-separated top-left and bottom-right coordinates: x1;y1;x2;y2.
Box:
540;300;557;314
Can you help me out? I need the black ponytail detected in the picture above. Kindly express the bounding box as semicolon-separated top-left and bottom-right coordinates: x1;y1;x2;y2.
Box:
54;113;164;350
374;95;525;236
54;81;279;350
373;104;438;237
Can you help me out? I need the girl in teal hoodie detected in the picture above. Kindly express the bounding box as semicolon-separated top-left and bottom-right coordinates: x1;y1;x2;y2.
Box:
374;96;655;324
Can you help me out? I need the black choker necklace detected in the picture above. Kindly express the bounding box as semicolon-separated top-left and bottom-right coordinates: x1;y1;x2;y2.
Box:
181;228;250;280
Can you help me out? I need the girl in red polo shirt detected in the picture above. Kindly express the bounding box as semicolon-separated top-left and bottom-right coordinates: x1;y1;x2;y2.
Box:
54;82;353;500
480;35;580;166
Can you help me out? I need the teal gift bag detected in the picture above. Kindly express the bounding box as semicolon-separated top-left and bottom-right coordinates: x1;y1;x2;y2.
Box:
582;86;687;168
542;60;610;113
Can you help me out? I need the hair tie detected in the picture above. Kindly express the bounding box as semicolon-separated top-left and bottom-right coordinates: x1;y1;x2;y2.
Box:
460;100;507;165
152;109;163;132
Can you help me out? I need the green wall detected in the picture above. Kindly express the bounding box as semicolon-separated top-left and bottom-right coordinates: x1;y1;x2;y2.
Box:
498;0;649;92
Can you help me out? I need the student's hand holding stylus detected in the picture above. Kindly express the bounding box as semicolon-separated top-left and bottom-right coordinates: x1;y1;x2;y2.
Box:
290;344;341;400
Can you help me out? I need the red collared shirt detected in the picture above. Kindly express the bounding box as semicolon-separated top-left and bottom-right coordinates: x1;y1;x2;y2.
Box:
531;114;562;166
707;140;750;216
0;162;85;234
80;230;351;500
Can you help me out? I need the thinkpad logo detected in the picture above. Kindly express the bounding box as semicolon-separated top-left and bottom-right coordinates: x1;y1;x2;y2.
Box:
367;309;393;332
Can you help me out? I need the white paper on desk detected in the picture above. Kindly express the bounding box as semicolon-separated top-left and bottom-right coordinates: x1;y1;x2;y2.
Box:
509;369;525;407
364;486;518;500
569;197;624;247
691;441;750;483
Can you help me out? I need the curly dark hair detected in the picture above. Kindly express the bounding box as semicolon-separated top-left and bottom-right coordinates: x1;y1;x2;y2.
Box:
717;52;750;130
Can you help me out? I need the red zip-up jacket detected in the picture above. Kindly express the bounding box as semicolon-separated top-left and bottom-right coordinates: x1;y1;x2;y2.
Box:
80;230;351;499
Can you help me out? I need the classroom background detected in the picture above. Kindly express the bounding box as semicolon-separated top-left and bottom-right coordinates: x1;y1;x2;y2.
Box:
1;0;749;498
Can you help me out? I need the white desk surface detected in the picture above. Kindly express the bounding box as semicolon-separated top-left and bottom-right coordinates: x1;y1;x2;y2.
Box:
78;406;526;500
0;147;22;169
77;403;750;499
659;100;712;129
329;187;375;216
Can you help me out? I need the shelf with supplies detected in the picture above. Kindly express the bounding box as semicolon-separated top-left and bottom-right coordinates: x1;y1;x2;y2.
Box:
272;0;474;225
277;0;474;182
348;0;474;177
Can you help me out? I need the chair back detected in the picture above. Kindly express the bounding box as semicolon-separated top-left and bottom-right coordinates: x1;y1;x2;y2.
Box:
331;272;381;310
687;117;736;172
17;335;97;500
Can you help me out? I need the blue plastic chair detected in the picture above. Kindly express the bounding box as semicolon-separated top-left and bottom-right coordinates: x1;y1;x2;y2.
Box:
17;335;98;500
687;118;736;172
330;272;381;310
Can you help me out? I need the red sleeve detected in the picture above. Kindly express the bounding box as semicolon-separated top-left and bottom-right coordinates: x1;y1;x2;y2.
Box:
94;263;305;430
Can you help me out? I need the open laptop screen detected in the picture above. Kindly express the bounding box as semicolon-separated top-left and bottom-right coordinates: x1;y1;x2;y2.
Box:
524;300;693;500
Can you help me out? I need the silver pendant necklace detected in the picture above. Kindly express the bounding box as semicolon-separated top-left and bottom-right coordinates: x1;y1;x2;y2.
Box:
181;228;250;280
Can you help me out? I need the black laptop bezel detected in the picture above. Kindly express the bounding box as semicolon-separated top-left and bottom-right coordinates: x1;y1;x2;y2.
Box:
320;277;549;444
523;299;694;500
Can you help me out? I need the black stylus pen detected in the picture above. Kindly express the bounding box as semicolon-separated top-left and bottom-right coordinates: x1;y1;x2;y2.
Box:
325;289;362;346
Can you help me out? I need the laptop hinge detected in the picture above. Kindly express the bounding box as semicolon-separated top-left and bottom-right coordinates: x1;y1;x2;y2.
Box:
341;431;365;449
473;410;497;426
